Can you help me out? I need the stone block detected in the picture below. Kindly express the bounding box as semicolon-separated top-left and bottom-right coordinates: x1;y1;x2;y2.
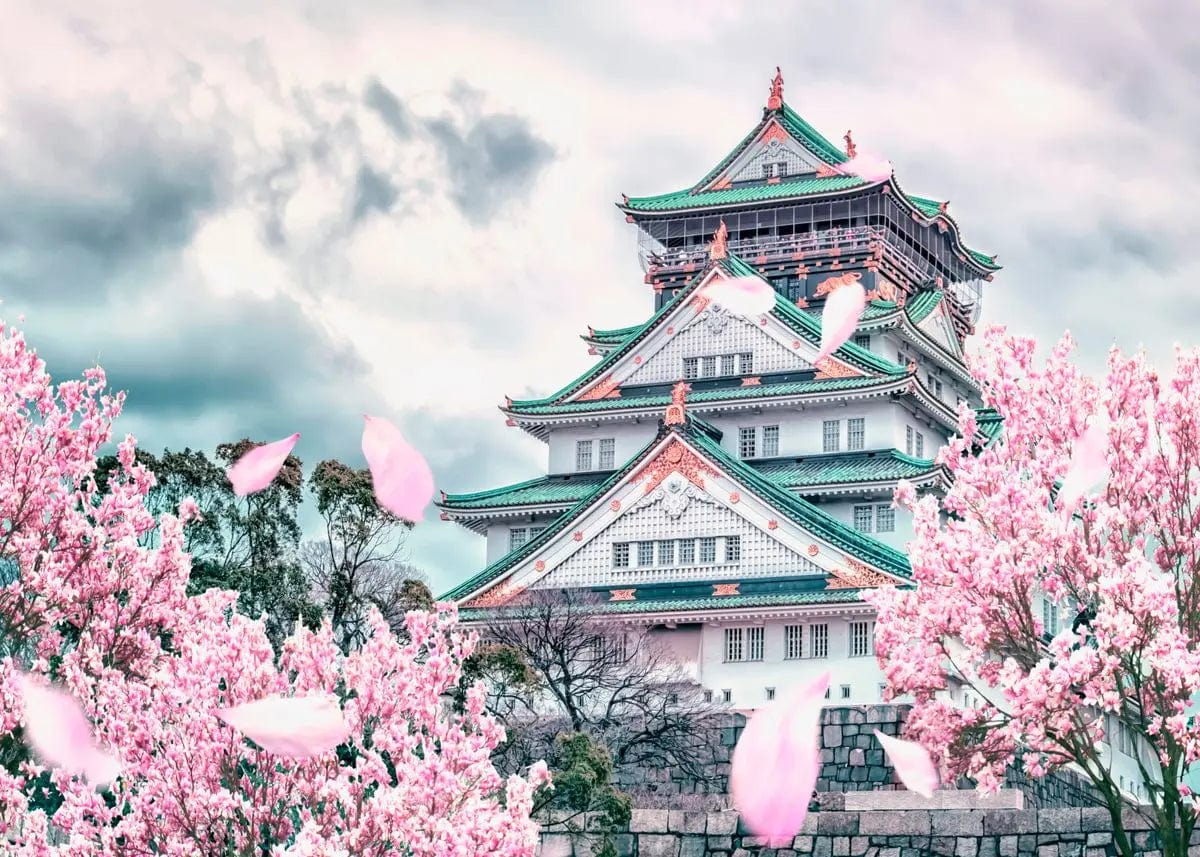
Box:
857;810;931;835
848;749;865;766
824;725;843;746
707;835;733;850
637;834;681;857
630;809;669;833
1038;808;1081;833
667;811;706;834
538;834;573;857
955;840;978;857
982;810;1039;835
679;838;706;857
815;813;858;835
932;811;984;837
707;810;739;835
610;834;635;857
1119;807;1154;831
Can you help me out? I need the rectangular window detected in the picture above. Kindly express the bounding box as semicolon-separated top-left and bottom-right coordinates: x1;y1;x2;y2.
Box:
897;352;905;365
657;540;675;565
699;537;717;563
678;539;695;564
854;334;870;350
915;432;925;457
823;420;841;453
721;354;736;376
738;352;753;374
724;628;744;662
739;427;757;459
703;690;713;703
1042;599;1059;637
905;426;914;456
876;505;895;533
529;525;546;540
854;505;874;533
841;685;851;699
701;356;718;378
809;624;829;658
613;543;629;568
766;687;776;701
762;162;776;178
725;535;741;563
747;626;764;661
762;425;780;457
598;438;616;470
935;379;944;398
722;689;732;703
509;528;528;551
683;357;699;380
637;541;655;567
849;621;874;658
784;625;804;659
847;417;865;451
575;440;593;472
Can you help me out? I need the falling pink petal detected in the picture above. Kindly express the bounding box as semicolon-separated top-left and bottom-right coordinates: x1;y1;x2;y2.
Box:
362;415;435;521
1057;418;1109;510
874;730;939;798
814;281;868;364
839;152;893;183
227;433;300;497
701;275;777;317
731;672;829;846
17;673;120;788
216;693;351;758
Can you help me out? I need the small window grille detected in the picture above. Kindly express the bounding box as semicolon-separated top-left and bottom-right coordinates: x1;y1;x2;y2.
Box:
915;432;925;457
935;379;944;397
575;440;593;471
824;687;831;699
847;418;865;451
747;626;764;661
841;685;852;699
809;624;829;658
598;438;616;469
822;420;840;453
657;540;675;565
766;687;776;700
683;357;700;380
722;689;732;703
721;354;736;375
849;621;874;658
509;528;528;551
679;539;696;564
905;426;914;456
701;356;718;377
699;537;717;563
637;541;655;566
738;352;754;373
762;425;780;457
853;505;873;533
724;628;744;662
1042;599;1059;637
876;506;895;532
613;543;630;568
738;427;757;459
703;689;713;703
725;536;741;563
854;334;870;350
784;625;803;659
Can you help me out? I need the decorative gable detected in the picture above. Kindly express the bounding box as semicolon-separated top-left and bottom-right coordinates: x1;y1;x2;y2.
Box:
702;119;824;191
915;302;963;358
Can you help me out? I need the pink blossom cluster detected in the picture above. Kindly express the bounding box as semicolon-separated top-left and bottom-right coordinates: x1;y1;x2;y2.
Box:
0;320;548;855
869;326;1200;817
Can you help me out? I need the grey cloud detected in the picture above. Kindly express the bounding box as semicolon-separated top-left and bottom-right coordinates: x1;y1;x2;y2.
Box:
364;78;413;139
352;164;399;221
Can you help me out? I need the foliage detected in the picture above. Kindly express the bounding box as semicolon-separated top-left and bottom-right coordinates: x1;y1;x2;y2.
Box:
0;320;547;855
870;327;1200;857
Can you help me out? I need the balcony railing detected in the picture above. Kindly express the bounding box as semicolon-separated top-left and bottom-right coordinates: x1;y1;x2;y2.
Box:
639;226;884;273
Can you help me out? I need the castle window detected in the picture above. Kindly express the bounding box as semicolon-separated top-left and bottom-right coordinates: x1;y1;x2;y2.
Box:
724;628;744;662
905;426;914;456
824;687;831;699
809;624;829;658
847;418;865;451
725;536;741;563
530;525;546;539
784;625;804;659
699;537;717;563
823;420;841;453
703;690;713;703
738;352;754;373
598;438;616;470
841;685;852;699
854;505;874;533
762;425;780;457
575;440;593;472
934;379;944;398
637;541;655;567
747;626;764;661
723;689;732;703
766;687;776;701
657;540;675;565
739;427;757;459
849;621;874;658
854;335;871;350
678;539;696;564
721;354;736;375
613;543;630;568
1042;598;1059;637
683;357;699;380
509;528;529;551
915;432;925;457
701;356;718;378
876;506;895;533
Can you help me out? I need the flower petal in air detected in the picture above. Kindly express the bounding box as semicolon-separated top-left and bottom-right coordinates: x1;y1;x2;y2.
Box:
840;152;893;183
814;280;868;364
17;673;120;787
731;672;829;847
216;693;351;758
362;415;435;521
1057;418;1109;511
701;275;777;317
874;730;939;798
227;433;300;496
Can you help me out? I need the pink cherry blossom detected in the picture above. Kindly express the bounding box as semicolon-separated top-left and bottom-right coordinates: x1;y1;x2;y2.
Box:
815;280;867;363
362;414;435;521
216;693;351;758
701;274;777;316
1055;416;1109;510
838;152;893;182
226;432;300;496
731;672;829;846
874;730;939;798
16;673;120;788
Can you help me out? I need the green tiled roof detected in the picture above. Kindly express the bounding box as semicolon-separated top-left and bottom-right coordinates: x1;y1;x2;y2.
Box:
974;407;1004;446
587;323;641;345
441;472;611;510
441;418;912;602
904;290;944;324
625;176;867;213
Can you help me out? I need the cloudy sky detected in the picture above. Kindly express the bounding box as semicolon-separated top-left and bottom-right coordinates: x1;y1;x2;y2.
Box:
2;0;1197;595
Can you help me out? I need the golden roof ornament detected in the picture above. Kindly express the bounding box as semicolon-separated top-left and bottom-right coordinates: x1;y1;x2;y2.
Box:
709;219;728;260
844;130;857;159
664;380;690;426
767;66;784;110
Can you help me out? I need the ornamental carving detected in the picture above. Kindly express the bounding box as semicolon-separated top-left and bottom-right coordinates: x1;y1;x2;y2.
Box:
814;271;863;298
741;376;762;386
760;121;789;145
664;380;690;426
610;500;621;511
807;544;820;556
534;560;545;572
465;581;527;609
815;163;841;178
814;358;861;379
844;130;857;158
768;519;778;530
875;278;897;301
573;530;583;541
578;374;621;401
610;589;637;602
767;66;784;110
636;438;717;496
638;473;712;519
792;340;802;349
938;200;949;213
713;583;741;597
729;492;741;504
795;297;809;308
711;176;733;191
634;355;643;365
710;220;729;260
826;560;898;590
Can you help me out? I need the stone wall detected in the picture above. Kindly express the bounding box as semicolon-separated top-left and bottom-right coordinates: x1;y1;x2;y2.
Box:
539;795;1186;857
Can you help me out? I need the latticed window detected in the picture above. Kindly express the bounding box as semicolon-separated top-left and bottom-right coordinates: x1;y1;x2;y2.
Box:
721;354;736;375
637;541;655;566
762;425;780;457
738;352;753;373
747;626;764;661
576;440;593;471
657;540;675;565
699;537;717;563
841;685;851;699
679;539;696;564
702;356;718;377
876;506;895;532
722;689;732;703
905;426;914;456
854;334;870;350
915;432;925;457
683;357;699;380
784;625;803;659
613;543;630;568
598;438;615;469
823;420;840;452
738;427;757;459
809;624;829;658
934;379;944;398
725;536;741;563
509;528;528;551
849;621;873;657
853;505;873;533
847;418;865;451
1042;598;1059;637
724;628;744;662
766;687;776;700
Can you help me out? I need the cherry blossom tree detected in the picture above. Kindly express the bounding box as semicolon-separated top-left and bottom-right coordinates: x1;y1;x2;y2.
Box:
0;318;548;855
870;326;1200;857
